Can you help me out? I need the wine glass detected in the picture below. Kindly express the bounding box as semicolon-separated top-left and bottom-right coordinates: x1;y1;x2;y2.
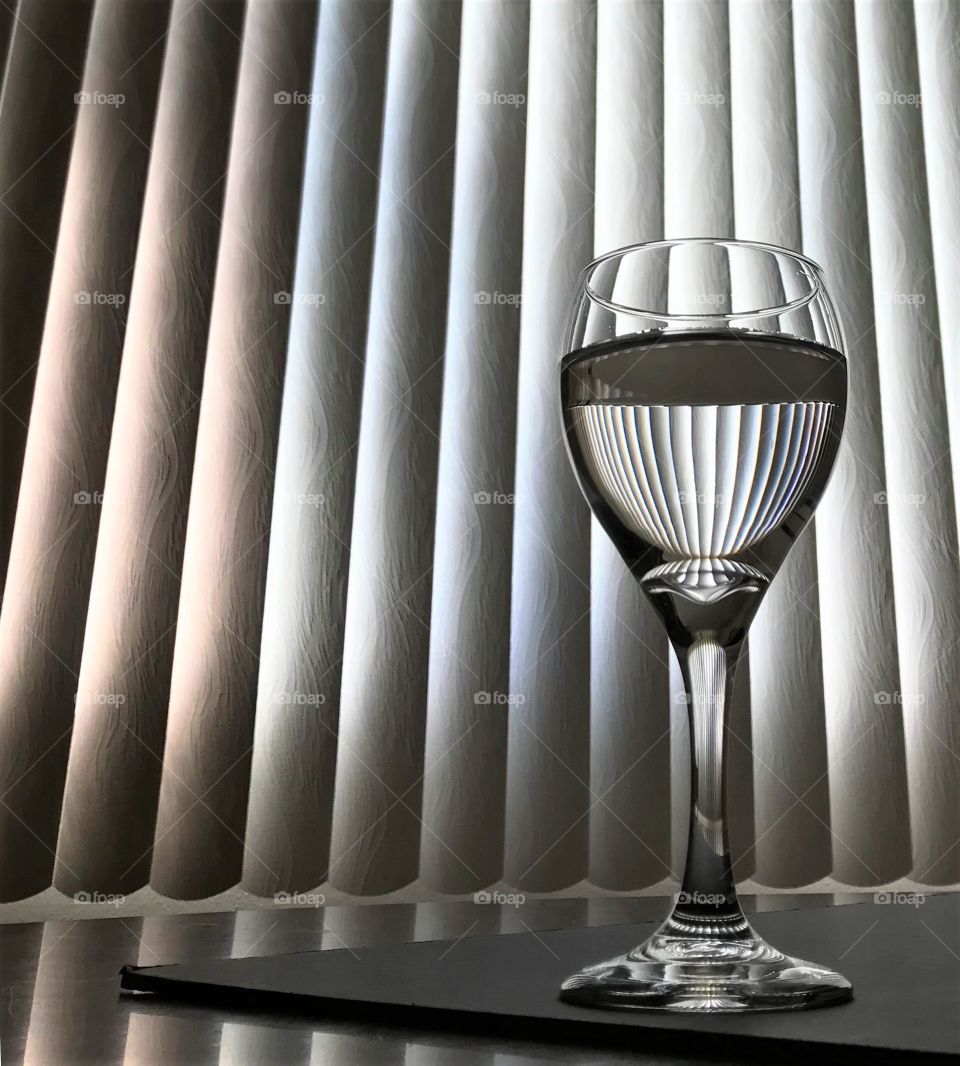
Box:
558;238;851;1012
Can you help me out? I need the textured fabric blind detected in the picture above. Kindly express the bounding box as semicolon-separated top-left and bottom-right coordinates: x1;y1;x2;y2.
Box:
0;0;957;915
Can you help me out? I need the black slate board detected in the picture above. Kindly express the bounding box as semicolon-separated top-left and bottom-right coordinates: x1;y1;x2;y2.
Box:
121;895;960;1062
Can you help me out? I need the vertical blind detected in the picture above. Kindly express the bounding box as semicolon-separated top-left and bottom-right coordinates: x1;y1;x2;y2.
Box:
0;0;957;914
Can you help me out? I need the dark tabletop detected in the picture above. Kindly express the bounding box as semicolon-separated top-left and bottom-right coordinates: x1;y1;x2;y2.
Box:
0;893;888;1064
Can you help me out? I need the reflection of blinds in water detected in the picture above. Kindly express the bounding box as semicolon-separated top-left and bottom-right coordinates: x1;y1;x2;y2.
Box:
570;402;839;557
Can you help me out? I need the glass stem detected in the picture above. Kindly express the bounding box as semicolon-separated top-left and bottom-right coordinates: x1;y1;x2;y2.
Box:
664;632;751;938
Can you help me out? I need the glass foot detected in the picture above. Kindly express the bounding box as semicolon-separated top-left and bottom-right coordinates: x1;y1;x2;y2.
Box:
559;924;853;1012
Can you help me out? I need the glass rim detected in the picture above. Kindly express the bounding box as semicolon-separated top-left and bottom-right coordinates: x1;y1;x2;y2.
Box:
580;238;825;323
583;237;824;273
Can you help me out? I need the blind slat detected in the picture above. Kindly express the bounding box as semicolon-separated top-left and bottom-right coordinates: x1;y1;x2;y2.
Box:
0;0;94;580
663;0;755;882
731;0;832;887
419;0;528;893
589;0;671;891
794;0;911;885
503;0;595;891
241;0;391;898
856;0;960;884
54;0;244;899
0;0;170;902
150;0;317;898
328;0;462;895
915;0;960;545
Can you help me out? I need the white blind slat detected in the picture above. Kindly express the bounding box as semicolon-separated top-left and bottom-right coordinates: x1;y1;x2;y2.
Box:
794;0;911;885
856;0;960;885
419;0;528;892
242;0;391;898
504;0;596;891
329;0;462;895
663;0;755;882
731;0;832;888
589;0;671;891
